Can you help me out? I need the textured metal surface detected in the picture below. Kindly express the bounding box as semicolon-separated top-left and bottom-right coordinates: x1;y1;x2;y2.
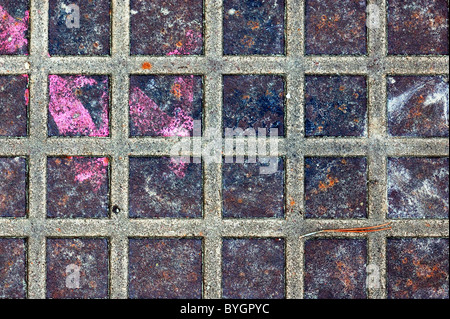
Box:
223;0;285;55
386;238;449;299
304;238;367;299
387;0;449;55
129;75;203;137
305;0;366;55
48;75;110;137
387;157;449;219
129;156;203;218
45;238;109;299
130;0;203;56
0;75;28;137
0;238;27;298
305;75;367;137
46;156;110;218
0;0;448;299
304;157;367;219
0;157;27;218
128;238;203;299
0;0;29;55
387;75;449;137
223;75;285;136
222;238;285;299
222;157;284;218
48;0;111;56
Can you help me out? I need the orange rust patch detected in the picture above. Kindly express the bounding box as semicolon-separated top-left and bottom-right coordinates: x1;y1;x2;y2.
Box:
187;272;198;282
241;35;255;48
142;62;152;70
247;20;260;30
171;83;182;99
318;175;339;191
338;105;347;113
417;95;425;103
162;271;170;279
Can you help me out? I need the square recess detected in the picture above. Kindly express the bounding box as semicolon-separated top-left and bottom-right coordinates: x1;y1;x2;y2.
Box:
46;238;109;299
223;75;285;137
387;157;449;219
222;238;285;299
387;238;449;299
0;238;27;299
387;76;449;137
46;156;109;218
48;0;111;56
129;75;202;137
305;75;367;137
130;0;203;56
128;238;203;299
305;0;366;55
129;157;202;218
304;238;367;299
223;0;285;55
304;157;367;219
0;0;29;55
0;157;27;218
223;158;284;219
48;75;110;137
0;75;28;137
387;0;449;55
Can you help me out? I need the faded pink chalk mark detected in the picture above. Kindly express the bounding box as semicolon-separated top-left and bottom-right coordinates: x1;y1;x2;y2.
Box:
167;30;202;56
168;156;189;178
129;76;195;138
72;157;109;192
0;6;28;54
129;76;197;177
49;75;109;137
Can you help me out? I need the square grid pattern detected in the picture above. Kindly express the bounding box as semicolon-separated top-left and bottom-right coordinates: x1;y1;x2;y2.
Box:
0;0;448;299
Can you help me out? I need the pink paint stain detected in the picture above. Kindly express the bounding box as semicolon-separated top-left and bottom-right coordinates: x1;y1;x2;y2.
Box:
167;30;202;56
72;157;109;192
168;156;189;178
129;76;197;177
0;6;28;54
129;76;195;138
135;29;199;177
49;75;109;137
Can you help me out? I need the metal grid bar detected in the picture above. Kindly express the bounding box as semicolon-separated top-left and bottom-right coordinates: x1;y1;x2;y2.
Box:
0;0;448;299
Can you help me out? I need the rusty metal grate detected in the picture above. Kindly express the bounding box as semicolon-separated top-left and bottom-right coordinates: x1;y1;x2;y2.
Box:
0;0;448;299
